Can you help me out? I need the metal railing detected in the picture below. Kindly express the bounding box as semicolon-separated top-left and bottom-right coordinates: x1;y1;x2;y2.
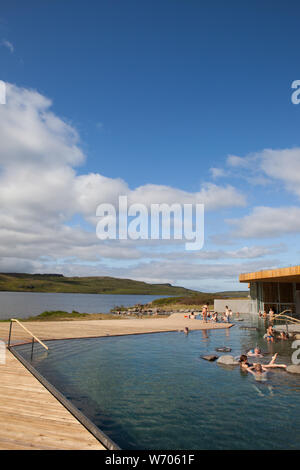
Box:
7;319;49;357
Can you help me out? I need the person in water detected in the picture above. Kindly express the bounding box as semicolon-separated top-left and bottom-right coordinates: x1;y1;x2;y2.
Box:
266;325;275;343
278;331;289;340
211;312;218;322
269;308;275;319
247;347;263;357
247;353;287;380
239;354;252;370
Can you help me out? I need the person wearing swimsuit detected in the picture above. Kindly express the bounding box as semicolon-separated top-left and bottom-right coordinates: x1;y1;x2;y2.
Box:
266;325;274;343
247;353;287;381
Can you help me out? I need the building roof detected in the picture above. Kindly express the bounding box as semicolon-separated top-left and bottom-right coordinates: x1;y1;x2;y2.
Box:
239;265;300;283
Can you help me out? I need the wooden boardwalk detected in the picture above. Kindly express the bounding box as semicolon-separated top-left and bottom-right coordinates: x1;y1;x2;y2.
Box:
0;315;232;344
0;316;232;450
0;350;104;450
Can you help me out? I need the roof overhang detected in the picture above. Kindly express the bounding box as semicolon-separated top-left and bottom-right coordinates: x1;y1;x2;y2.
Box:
239;265;300;283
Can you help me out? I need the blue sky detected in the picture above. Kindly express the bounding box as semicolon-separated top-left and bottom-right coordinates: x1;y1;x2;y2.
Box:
1;1;300;291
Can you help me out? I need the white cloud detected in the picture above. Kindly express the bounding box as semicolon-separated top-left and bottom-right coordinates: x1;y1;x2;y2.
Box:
152;244;284;261
228;206;300;238
259;148;300;197
225;147;300;196
227;154;252;168
210;167;227;179
109;259;280;285
129;183;246;210
1;39;14;53
0;83;248;275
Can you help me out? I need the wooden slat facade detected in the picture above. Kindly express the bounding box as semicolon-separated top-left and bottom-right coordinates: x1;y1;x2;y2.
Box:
240;265;300;283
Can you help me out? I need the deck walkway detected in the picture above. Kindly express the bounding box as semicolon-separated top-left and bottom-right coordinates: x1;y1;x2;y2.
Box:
0;316;232;450
0;350;104;450
0;315;232;344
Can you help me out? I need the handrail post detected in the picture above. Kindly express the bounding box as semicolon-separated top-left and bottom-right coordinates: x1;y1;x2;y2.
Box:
8;320;13;348
31;337;35;360
10;319;48;350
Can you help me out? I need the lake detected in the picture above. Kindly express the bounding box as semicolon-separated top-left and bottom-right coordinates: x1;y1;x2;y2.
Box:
0;291;172;320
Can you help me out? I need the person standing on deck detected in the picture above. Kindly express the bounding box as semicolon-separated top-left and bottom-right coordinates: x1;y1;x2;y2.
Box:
202;304;208;322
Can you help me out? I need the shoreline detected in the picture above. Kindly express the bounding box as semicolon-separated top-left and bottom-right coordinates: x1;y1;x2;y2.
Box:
1;315;233;344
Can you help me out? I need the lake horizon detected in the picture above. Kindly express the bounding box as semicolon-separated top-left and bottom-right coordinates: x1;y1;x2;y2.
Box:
0;291;173;320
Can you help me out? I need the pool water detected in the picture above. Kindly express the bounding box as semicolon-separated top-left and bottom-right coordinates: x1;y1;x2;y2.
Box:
14;316;300;450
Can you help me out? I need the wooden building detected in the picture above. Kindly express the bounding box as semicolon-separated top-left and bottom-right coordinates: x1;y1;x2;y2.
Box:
239;265;300;315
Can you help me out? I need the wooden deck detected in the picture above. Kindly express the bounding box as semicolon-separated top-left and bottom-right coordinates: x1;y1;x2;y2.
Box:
0;350;105;450
0;315;232;344
0;316;232;450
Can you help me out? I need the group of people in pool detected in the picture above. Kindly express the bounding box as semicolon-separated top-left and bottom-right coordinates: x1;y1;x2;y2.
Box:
259;308;276;320
187;306;290;380
239;351;287;380
239;311;290;379
264;324;289;342
198;305;233;323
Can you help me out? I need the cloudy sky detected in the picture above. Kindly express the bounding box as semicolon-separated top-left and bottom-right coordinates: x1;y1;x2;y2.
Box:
1;1;300;291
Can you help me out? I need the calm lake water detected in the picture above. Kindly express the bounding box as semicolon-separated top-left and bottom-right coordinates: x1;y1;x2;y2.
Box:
0;292;171;320
14;315;300;450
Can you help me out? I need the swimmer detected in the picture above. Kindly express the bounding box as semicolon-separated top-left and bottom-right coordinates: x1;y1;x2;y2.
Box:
211;312;218;322
263;353;286;369
183;326;189;334
278;331;289;340
247;347;263;357
266;325;274;343
269;308;275;319
247;363;269;381
239;354;252;370
247;353;287;380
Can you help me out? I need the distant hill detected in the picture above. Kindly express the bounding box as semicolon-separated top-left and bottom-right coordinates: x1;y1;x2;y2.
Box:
151;290;249;307
215;290;249;298
0;273;197;295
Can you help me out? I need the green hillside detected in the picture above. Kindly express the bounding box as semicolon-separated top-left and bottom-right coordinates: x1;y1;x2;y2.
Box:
151;290;249;307
0;273;197;295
